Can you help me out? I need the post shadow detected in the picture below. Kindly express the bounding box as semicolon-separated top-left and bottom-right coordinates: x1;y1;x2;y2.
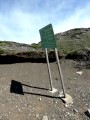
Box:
10;80;24;95
0;55;56;64
21;83;49;91
84;110;90;118
10;80;63;99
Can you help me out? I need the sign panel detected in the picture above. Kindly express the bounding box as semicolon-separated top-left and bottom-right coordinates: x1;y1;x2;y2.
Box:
39;24;57;48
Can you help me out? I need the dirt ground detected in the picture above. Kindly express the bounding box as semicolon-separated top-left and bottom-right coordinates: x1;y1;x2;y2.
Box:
0;60;90;120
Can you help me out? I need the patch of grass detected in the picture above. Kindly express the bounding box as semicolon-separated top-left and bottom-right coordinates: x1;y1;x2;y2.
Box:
0;41;11;46
30;43;41;49
55;32;90;55
0;48;5;54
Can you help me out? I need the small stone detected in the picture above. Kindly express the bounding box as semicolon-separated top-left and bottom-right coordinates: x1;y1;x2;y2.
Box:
73;108;78;113
42;115;48;120
9;112;11;114
67;112;70;115
39;98;41;101
35;114;39;118
65;104;69;107
65;103;73;107
85;109;90;118
65;114;67;117
76;71;83;75
18;108;21;112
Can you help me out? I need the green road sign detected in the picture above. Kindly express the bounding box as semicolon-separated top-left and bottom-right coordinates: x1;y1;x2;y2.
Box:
39;24;57;48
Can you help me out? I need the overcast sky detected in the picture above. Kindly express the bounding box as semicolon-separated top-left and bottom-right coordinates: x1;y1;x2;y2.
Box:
0;0;90;44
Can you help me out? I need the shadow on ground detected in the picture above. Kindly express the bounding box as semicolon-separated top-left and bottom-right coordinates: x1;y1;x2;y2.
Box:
0;55;56;64
10;80;62;99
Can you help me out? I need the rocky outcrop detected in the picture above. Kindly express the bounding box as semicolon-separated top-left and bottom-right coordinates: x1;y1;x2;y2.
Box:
65;49;90;61
0;51;63;64
65;49;90;69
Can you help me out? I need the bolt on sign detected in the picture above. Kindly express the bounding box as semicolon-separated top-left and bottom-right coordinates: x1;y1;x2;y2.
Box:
39;24;57;48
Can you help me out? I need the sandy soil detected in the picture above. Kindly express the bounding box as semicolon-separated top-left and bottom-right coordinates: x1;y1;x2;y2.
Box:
0;60;90;120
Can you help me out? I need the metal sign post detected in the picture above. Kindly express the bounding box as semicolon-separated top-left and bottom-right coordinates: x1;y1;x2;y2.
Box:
45;48;53;91
39;24;66;97
55;48;66;98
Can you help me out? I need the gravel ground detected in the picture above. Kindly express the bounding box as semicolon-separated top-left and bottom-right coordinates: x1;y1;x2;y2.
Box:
0;60;90;120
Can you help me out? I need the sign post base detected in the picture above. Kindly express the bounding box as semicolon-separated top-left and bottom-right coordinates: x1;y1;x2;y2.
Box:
49;87;58;94
61;94;73;104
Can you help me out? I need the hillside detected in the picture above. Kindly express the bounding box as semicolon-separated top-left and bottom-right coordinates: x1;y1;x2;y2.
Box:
0;27;90;63
55;28;90;54
0;41;35;54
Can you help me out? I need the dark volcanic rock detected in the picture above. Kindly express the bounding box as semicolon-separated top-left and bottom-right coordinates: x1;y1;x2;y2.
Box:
65;49;90;61
0;41;63;63
65;49;90;69
0;51;63;64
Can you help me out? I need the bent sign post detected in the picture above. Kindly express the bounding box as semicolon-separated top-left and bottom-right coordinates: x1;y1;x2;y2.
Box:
39;24;66;97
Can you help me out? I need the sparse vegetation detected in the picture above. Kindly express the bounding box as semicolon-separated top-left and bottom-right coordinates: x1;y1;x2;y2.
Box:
0;48;5;54
0;41;11;46
30;43;41;49
55;28;90;55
